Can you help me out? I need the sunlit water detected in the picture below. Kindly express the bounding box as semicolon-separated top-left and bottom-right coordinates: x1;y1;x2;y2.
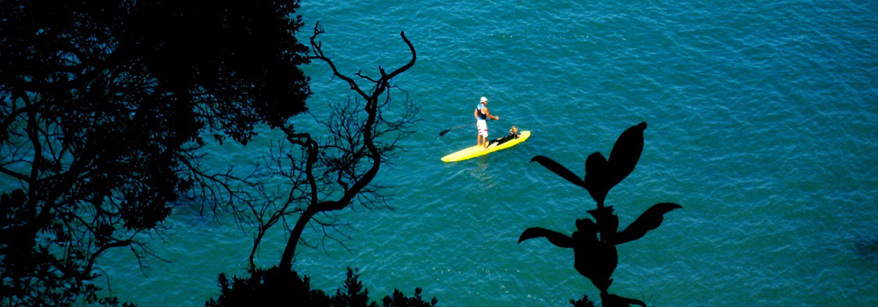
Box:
96;1;877;306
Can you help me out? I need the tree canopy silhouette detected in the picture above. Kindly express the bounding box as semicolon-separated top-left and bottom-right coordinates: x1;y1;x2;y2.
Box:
0;0;310;305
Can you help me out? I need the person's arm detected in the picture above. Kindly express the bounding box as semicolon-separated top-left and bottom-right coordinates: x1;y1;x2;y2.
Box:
484;106;499;120
474;107;479;121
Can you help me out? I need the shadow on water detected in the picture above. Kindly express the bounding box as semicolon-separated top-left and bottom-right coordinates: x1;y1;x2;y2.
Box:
855;237;878;264
518;122;682;306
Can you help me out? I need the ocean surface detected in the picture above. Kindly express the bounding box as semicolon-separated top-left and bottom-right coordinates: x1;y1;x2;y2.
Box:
96;0;878;306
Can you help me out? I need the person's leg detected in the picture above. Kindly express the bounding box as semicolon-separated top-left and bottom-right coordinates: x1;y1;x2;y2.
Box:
477;121;488;148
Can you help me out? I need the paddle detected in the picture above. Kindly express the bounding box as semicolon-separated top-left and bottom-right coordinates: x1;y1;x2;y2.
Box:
438;123;474;136
439;116;509;137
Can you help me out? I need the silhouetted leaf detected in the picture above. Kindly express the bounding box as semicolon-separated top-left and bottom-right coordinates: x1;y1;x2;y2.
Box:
615;202;682;244
518;227;574;248
530;155;586;188
607;122;647;187
584;152;611;206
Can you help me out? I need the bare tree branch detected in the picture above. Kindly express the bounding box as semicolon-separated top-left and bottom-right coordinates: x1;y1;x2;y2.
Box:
267;25;417;272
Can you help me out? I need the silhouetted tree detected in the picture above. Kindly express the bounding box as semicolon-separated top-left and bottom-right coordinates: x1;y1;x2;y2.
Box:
520;122;681;306
232;22;418;273
0;0;310;305
206;22;431;306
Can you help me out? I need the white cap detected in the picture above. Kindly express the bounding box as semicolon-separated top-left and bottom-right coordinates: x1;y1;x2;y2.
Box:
480;97;488;103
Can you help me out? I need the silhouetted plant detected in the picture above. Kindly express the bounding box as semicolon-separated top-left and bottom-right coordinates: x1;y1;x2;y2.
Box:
519;122;681;306
205;267;436;307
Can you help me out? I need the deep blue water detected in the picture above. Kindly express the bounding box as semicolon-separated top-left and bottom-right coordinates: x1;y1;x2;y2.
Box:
97;1;877;306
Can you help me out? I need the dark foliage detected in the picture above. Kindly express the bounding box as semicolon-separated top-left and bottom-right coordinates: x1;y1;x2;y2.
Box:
521;122;680;306
0;0;310;305
381;288;438;307
571;294;597;307
205;267;436;307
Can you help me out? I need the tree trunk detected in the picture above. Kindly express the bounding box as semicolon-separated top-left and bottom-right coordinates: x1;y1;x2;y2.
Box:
279;209;315;272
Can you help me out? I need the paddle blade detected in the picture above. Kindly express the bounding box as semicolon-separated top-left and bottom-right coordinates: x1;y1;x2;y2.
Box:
439;123;472;136
530;155;586;188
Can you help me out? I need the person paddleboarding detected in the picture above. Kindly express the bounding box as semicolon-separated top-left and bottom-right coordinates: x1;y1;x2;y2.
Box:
474;96;499;148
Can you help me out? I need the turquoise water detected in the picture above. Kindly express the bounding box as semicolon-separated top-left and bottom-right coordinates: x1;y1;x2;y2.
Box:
96;0;878;306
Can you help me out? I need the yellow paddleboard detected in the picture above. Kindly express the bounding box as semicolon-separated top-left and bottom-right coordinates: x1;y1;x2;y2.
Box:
441;131;531;162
